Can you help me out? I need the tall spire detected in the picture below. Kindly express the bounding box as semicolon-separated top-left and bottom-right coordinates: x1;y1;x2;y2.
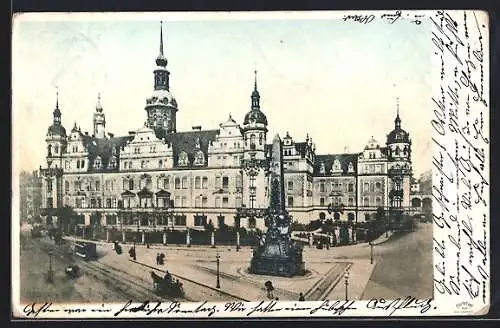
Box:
395;97;401;129
53;89;61;124
160;21;164;56
156;21;168;67
96;92;103;112
251;69;260;110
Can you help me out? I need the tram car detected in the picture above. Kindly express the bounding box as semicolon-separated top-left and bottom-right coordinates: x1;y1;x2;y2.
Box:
73;241;98;261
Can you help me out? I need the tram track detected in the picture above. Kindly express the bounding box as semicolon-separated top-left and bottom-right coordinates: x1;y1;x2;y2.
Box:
37;239;181;302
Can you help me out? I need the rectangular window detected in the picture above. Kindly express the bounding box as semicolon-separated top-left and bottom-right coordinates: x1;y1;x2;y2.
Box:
215;176;221;189
157;178;162;189
202;196;208;207
348;183;354;192
235;197;242;208
319;183;325;192
112;198;117;208
129;179;134;190
364;182;369;192
195;176;201;189
181;176;188;189
202;177;208;189
222;197;229;207
95;181;100;191
320;197;325;206
174;215;186;226
164;177;170;189
222;176;229;189
288;181;293;190
215;197;221;208
348;197;354;206
288;196;294;207
235;175;242;188
175;177;180;189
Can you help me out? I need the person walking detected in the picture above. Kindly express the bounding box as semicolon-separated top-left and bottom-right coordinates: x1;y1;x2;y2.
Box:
299;293;305;301
265;281;274;299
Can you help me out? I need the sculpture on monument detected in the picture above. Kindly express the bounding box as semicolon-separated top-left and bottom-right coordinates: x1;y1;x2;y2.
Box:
249;134;305;277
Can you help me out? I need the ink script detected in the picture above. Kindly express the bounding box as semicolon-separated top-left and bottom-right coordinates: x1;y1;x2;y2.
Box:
431;10;490;313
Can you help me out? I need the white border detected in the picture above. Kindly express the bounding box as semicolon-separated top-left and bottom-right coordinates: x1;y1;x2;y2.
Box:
11;9;491;319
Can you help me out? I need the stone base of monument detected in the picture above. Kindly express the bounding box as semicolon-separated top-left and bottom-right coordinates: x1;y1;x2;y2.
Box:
249;241;306;277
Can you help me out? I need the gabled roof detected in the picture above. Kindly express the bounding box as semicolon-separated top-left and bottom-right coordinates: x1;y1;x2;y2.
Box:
313;153;358;176
155;189;171;198
121;190;136;197
84;135;133;172
157;129;219;167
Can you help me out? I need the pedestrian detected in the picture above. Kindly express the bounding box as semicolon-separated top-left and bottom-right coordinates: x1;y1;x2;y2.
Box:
156;253;160;265
265;281;274;299
299;293;305;301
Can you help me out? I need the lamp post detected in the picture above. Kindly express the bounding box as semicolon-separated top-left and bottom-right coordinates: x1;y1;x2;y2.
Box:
369;241;374;264
344;269;349;301
216;252;221;289
47;250;54;283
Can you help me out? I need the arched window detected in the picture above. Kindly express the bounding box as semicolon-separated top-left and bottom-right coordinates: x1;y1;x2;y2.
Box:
375;182;381;192
178;151;189;166
109;156;117;169
363;197;370;206
48;145;52;156
54;145;59;154
395;146;400;156
93;156;102;169
250;134;256;149
348;162;354;173
320;162;326;174
195;150;205;165
202;176;208;189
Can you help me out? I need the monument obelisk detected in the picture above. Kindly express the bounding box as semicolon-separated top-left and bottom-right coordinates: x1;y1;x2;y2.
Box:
249;134;305;277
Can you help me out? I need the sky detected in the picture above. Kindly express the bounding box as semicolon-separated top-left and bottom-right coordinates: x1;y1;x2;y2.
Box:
12;11;433;177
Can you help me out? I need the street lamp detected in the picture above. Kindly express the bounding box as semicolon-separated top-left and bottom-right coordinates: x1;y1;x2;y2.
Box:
47;250;54;283
216;252;221;289
344;269;349;301
369;241;374;264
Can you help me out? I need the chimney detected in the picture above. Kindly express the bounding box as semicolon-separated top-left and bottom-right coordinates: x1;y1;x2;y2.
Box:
192;126;202;131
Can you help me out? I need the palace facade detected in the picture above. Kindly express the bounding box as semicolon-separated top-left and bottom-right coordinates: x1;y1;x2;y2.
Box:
39;23;413;232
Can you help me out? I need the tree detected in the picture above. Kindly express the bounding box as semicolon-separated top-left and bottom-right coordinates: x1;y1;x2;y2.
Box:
57;205;78;233
375;207;385;221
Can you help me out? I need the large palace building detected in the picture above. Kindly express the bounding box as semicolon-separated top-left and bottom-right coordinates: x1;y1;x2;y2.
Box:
39;23;413;232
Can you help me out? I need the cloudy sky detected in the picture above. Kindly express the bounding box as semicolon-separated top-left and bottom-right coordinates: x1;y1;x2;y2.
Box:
12;11;432;177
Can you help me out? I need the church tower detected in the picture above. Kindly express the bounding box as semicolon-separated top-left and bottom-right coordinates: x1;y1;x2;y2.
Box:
241;71;269;210
93;93;106;138
45;91;67;169
145;21;179;135
386;98;412;213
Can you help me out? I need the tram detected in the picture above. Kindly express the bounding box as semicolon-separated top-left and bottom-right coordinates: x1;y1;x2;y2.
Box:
73;241;98;261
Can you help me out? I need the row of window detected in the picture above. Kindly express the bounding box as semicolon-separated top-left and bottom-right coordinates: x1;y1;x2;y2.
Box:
318;182;355;193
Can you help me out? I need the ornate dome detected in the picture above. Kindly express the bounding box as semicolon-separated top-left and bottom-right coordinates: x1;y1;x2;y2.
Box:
146;89;178;108
387;127;410;144
243;109;268;125
47;124;67;137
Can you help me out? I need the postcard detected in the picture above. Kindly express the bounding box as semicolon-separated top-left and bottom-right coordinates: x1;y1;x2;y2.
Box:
11;10;490;319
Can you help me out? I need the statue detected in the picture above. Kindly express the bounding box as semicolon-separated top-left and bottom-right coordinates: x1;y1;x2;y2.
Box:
249;134;305;277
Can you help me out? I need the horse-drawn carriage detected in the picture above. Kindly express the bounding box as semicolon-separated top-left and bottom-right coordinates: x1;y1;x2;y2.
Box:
150;271;184;297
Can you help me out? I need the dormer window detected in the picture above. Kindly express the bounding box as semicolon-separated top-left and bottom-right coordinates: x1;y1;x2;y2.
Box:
109;156;117;169
93;156;102;169
332;159;342;173
178;151;189;166
195;150;205;166
348;162;354;173
320;162;326;174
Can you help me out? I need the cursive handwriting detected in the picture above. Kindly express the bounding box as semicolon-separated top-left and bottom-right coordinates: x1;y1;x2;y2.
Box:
431;9;489;311
366;297;435;316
